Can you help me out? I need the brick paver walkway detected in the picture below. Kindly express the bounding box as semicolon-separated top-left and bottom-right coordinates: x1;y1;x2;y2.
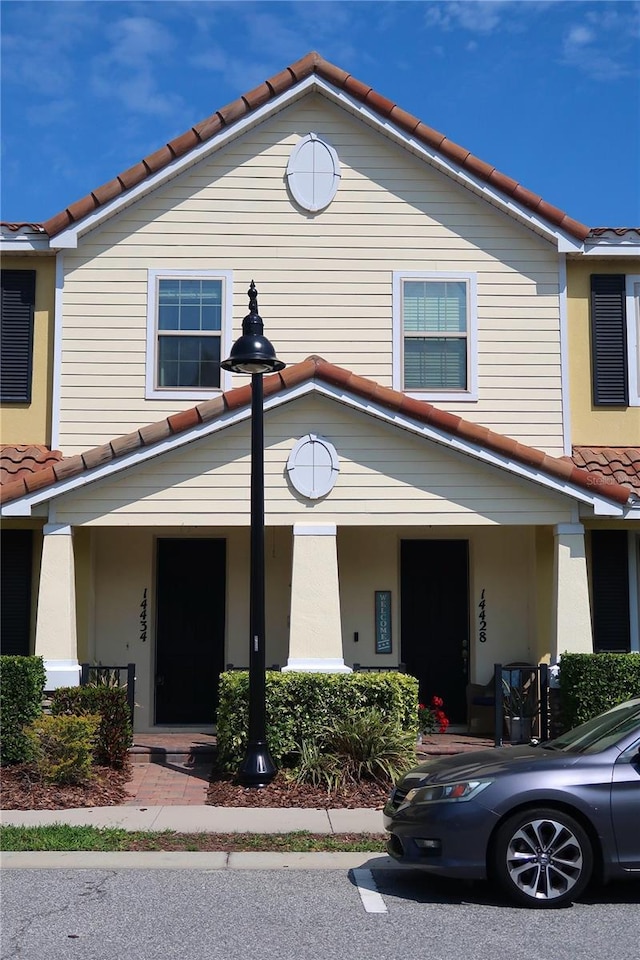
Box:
122;731;495;807
124;762;211;806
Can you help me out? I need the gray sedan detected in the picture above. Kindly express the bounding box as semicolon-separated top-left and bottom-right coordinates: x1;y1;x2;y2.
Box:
384;697;640;908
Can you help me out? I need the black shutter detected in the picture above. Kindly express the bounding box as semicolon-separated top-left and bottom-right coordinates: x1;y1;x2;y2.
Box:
1;269;36;403
0;530;33;655
590;274;628;406
591;530;630;653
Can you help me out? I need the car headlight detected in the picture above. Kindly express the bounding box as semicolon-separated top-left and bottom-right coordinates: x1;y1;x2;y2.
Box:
404;779;492;804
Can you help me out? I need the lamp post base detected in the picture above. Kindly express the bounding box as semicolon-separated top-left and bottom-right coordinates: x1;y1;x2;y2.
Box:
237;741;277;787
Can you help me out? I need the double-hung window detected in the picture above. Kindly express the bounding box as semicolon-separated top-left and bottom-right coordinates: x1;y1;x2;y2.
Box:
146;270;232;399
393;272;477;400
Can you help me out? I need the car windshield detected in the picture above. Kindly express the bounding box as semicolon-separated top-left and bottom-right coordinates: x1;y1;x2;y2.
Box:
544;700;640;754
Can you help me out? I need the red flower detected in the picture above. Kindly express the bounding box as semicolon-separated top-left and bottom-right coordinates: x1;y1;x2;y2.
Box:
418;696;449;735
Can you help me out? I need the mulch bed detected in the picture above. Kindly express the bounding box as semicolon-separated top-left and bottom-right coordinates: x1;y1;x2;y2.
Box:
206;769;390;809
0;763;131;811
1;762;390;811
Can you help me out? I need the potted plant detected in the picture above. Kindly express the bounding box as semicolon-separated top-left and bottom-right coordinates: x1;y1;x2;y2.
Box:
501;671;537;743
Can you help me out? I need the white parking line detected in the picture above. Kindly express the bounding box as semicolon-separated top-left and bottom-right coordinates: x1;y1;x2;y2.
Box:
353;868;388;914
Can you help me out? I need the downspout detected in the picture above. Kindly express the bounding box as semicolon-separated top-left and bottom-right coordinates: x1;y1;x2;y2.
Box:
558;253;572;457
51;251;64;452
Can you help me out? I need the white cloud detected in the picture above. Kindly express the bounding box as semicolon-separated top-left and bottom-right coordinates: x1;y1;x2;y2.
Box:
561;5;640;81
565;24;596;49
90;15;184;116
423;1;517;35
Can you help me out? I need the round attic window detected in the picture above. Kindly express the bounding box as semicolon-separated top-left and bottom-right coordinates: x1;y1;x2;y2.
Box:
286;434;340;500
286;133;341;212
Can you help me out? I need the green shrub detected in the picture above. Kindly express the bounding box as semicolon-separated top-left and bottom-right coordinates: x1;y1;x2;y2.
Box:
292;709;417;792
559;653;640;729
0;656;46;765
25;714;100;784
51;687;132;768
216;670;418;771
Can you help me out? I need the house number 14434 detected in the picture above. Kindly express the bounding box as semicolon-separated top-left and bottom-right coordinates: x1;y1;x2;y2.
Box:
140;588;148;642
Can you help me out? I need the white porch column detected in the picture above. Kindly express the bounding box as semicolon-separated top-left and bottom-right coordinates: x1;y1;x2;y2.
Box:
283;523;351;673
551;523;593;661
35;524;80;689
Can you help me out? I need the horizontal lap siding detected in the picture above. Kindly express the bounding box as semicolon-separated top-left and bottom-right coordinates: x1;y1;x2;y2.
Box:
55;395;571;527
59;95;563;455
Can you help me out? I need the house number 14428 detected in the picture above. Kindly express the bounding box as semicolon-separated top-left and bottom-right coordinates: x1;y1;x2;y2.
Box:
478;588;487;643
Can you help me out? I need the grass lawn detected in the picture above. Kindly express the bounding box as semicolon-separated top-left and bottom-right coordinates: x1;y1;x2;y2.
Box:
0;825;386;853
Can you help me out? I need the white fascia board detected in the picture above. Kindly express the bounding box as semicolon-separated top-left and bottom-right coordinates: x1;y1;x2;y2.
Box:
314;80;583;252
50;77;320;248
48;72;584;252
0;385;301;517
0;236;51;252
0;400;254;516
582;242;640;257
1;377;628;519
305;380;625;516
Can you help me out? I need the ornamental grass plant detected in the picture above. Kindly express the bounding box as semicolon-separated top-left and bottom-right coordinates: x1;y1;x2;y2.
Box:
291;709;417;793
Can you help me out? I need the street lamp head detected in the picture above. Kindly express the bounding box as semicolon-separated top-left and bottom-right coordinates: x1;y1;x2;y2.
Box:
221;281;286;375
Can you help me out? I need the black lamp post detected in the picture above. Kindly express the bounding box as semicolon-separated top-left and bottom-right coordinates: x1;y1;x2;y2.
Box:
221;281;285;787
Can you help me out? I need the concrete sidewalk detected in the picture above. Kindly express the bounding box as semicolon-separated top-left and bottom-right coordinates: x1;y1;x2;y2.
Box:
0;804;385;834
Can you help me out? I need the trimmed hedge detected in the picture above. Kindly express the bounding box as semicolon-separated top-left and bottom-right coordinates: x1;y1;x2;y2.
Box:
559;653;640;729
0;656;46;765
51;686;132;768
216;670;419;770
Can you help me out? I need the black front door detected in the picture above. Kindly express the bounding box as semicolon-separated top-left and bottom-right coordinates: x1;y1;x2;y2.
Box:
155;538;225;725
401;539;469;723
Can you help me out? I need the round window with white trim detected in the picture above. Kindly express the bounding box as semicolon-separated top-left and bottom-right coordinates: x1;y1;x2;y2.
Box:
286;133;341;212
286;434;340;499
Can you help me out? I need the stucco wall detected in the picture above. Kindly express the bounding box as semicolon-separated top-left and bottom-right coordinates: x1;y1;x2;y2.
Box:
89;523;540;730
567;257;640;445
0;254;56;444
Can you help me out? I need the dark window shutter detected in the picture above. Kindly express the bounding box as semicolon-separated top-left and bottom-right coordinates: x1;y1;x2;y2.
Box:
0;530;33;655
1;269;36;403
591;530;630;653
590;274;628;406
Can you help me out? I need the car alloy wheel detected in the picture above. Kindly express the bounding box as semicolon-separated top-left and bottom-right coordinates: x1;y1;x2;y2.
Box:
492;808;593;908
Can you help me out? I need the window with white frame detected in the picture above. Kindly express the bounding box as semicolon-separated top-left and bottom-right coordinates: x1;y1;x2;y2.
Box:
626;275;640;406
146;270;231;399
393;272;477;399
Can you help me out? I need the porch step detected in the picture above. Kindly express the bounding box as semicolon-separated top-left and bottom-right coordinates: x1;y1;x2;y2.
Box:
418;733;494;757
129;734;217;766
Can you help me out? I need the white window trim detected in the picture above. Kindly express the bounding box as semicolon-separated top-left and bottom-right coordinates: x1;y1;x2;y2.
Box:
625;275;640;406
146;269;233;400
392;271;478;402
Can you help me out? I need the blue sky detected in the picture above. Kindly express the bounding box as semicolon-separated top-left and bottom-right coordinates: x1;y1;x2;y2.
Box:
1;0;638;227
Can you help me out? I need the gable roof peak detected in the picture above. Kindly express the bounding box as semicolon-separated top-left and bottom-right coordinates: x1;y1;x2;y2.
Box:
28;51;590;243
0;358;632;510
